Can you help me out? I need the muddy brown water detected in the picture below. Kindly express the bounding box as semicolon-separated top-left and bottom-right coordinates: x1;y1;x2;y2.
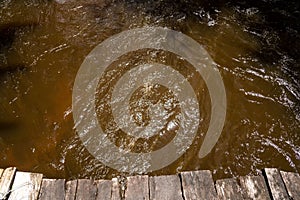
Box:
0;0;299;180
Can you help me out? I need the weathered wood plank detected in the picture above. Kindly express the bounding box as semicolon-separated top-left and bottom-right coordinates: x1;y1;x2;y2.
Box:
111;178;121;200
239;175;271;200
8;172;43;200
181;170;218;200
264;168;289;200
216;178;244;200
95;180;112;200
0;167;16;199
38;179;65;200
125;175;149;200
76;179;97;200
280;171;300;200
149;175;183;200
65;180;77;200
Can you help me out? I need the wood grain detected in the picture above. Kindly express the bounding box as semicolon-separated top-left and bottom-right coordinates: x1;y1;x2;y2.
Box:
9;172;43;200
38;179;65;200
95;180;112;200
0;167;16;199
125;175;149;200
65;180;77;200
181;170;218;200
280;171;300;200
239;175;271;200
264;168;289;200
76;179;97;200
111;178;121;200
149;175;183;200
216;178;244;200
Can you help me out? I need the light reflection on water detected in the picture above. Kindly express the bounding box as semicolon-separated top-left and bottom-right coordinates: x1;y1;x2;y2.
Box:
0;0;299;179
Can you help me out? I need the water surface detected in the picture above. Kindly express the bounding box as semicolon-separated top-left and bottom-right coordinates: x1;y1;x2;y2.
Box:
0;0;299;179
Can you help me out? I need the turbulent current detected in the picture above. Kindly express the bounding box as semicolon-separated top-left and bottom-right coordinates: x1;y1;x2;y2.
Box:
0;0;299;179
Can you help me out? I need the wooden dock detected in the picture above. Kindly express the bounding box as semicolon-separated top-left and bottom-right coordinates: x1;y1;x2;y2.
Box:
0;167;299;200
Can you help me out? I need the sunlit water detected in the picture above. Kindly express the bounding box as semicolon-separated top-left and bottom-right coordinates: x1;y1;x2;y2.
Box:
0;0;299;179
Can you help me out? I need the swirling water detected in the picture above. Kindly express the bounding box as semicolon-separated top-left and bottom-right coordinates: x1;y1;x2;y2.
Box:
0;0;299;179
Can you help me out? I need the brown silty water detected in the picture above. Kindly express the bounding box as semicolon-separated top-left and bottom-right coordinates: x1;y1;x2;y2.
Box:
0;0;299;179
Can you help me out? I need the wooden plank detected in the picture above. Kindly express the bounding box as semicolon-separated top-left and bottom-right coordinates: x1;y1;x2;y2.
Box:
8;172;43;200
111;178;121;200
0;167;16;199
149;175;183;200
280;171;300;200
239;175;271;200
38;179;65;200
65;180;77;200
125;175;149;200
181;170;218;200
95;180;112;200
264;168;289;200
76;179;97;200
216;178;244;200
